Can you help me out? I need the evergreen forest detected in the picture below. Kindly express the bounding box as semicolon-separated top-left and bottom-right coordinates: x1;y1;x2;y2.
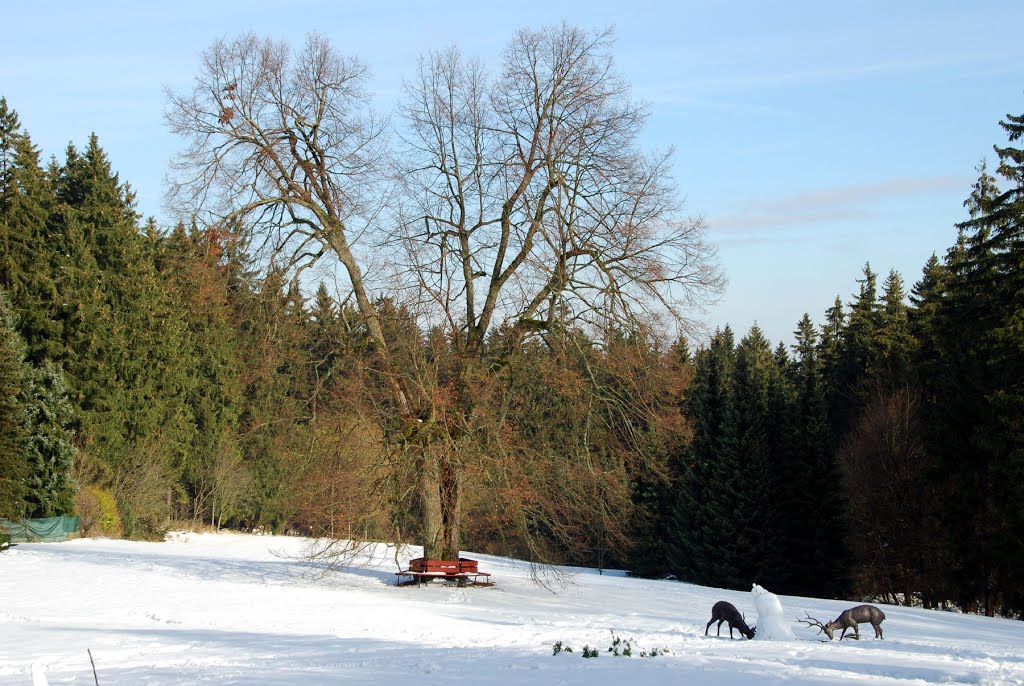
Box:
1;48;1022;617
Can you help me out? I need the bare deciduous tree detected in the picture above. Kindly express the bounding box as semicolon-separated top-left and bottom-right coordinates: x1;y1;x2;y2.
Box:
391;24;721;559
166;26;722;561
837;384;944;604
396;26;721;338
166;32;400;398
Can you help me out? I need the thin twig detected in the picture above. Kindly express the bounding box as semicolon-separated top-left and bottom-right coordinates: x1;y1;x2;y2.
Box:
88;649;99;686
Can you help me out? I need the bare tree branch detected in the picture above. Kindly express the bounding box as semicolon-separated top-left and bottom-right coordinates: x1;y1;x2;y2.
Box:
394;23;724;353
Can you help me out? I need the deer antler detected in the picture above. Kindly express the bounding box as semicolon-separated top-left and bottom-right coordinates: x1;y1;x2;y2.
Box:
797;611;828;635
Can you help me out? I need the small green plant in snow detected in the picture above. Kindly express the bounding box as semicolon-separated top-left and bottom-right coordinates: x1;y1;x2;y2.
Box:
552;630;669;659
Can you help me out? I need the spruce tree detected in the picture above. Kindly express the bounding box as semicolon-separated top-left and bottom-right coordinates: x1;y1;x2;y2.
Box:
818;295;846;441
155;222;244;527
0;102;77;520
986;115;1024;614
838;264;883;410
230;269;311;531
19;361;77;517
668;327;741;588
941;113;1024;614
909;255;946;400
0;289;28;518
878;269;915;385
927;160;1008;613
782;314;850;598
307;283;344;405
729;325;780;588
0;98;60;364
50;135;191;534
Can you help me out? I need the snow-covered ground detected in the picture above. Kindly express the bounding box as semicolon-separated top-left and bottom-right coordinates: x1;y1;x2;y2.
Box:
2;532;1022;685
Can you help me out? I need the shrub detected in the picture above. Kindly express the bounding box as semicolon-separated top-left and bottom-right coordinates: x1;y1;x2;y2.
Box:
75;486;123;538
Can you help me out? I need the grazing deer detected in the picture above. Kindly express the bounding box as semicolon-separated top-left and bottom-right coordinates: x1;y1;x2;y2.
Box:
706;600;756;639
799;605;886;640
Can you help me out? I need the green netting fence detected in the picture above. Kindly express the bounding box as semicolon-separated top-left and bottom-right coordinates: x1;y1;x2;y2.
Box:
0;516;80;543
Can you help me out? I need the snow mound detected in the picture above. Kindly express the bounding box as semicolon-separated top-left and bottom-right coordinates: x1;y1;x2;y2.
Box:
752;583;797;640
30;662;48;686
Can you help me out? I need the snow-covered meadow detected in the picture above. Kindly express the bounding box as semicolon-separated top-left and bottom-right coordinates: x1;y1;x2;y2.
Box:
2;532;1022;685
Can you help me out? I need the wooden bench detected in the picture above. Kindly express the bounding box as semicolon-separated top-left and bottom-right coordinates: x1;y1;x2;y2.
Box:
396;557;494;587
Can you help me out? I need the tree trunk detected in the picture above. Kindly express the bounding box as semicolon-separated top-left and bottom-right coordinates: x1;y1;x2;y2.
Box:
418;451;444;559
418;449;462;560
439;454;462;560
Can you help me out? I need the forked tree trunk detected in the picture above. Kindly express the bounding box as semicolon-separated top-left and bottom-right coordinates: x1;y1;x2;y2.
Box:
333;229;466;558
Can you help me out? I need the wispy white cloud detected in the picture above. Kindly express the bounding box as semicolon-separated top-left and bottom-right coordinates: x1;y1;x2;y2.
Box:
637;47;1024;109
709;175;966;234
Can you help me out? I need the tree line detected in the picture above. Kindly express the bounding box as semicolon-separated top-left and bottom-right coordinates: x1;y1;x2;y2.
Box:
0;96;694;563
1;28;1021;617
650;114;1024;617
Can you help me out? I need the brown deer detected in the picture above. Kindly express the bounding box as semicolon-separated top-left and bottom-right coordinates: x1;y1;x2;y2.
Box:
706;600;756;639
799;605;886;640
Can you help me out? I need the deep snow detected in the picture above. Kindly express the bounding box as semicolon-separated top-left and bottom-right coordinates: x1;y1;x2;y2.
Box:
2;532;1023;685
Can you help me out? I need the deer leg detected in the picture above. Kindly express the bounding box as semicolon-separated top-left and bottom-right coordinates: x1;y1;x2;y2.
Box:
705;618;714;636
873;622;883;639
728;624;735;639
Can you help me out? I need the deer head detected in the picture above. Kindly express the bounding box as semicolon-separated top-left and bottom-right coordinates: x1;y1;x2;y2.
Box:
797;612;834;640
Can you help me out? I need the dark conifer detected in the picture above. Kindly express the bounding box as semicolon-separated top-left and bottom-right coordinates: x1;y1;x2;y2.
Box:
781;314;850;598
0;289;28;518
0;99;61;364
878;270;915;385
936;113;1024;615
909;255;945;402
729;325;779;588
836;264;883;422
668;327;741;588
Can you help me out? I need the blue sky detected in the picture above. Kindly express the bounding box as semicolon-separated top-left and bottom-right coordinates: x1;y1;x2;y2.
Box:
3;1;1022;346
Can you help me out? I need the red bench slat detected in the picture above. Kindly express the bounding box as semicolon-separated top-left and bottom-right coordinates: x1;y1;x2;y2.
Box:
409;557;480;574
